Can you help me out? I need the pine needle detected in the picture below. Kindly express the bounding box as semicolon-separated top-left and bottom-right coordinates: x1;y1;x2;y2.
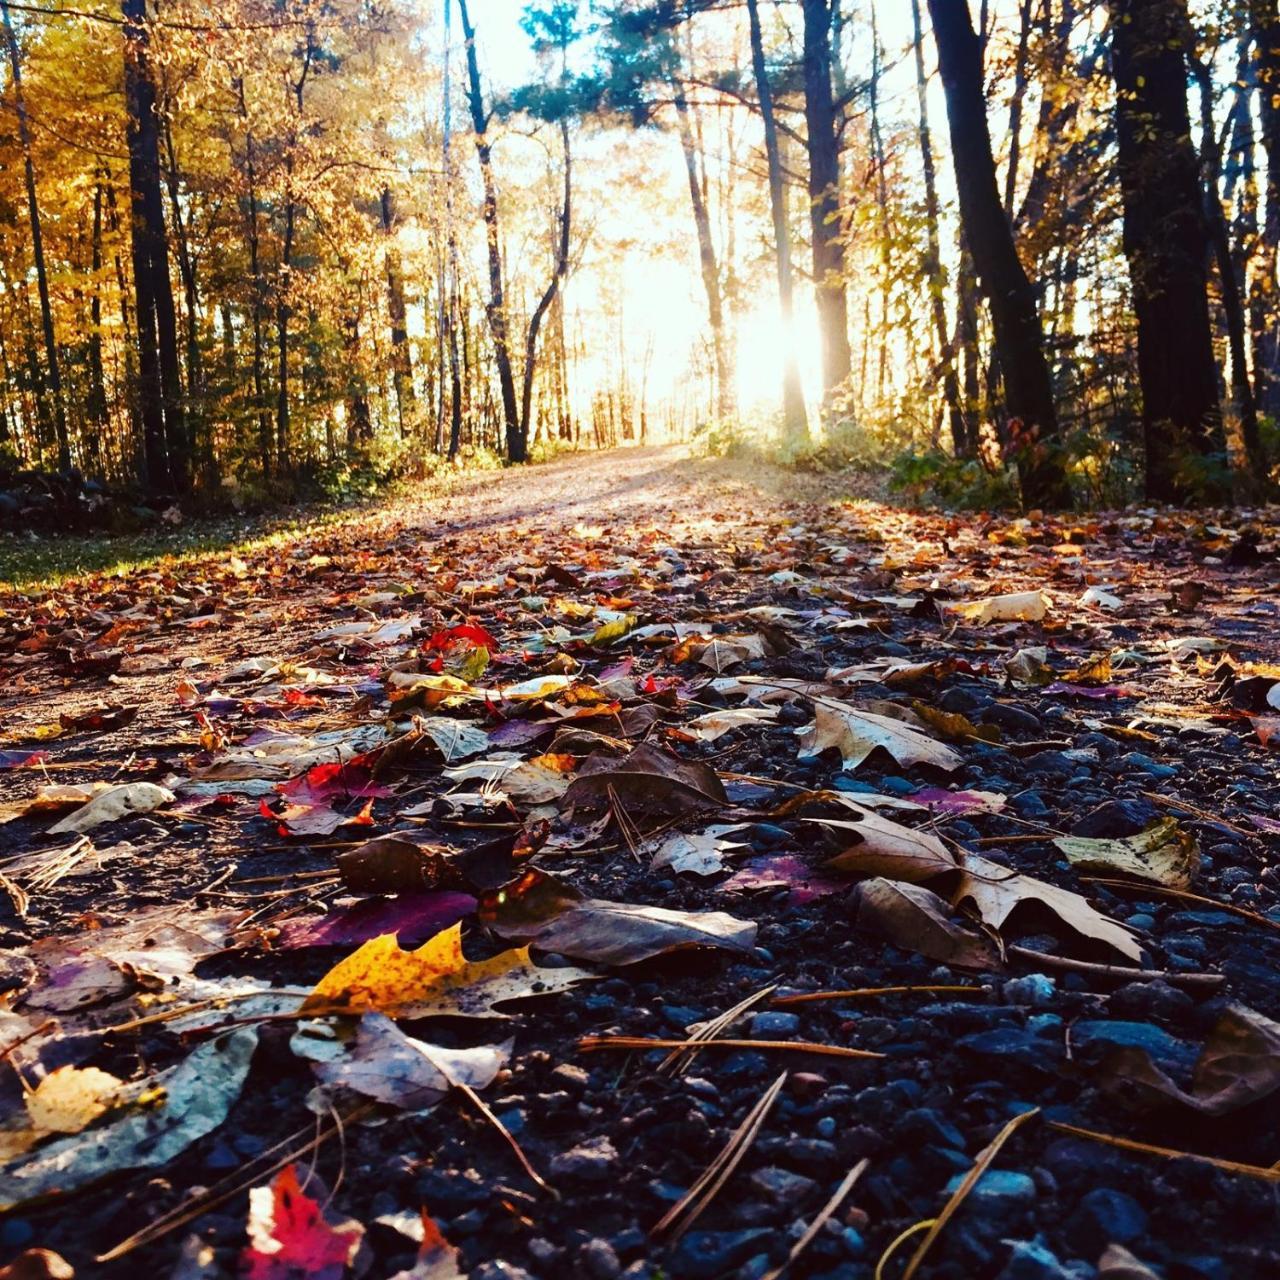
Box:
773;984;976;1006
652;1071;787;1243
660;983;778;1075
1047;1121;1280;1183
762;1157;869;1280
579;1035;885;1060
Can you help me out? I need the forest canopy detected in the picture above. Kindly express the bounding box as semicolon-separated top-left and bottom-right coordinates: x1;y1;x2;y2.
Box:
0;0;1277;509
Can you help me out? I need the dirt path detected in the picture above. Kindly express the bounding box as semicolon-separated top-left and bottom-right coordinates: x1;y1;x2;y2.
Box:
0;450;1278;1280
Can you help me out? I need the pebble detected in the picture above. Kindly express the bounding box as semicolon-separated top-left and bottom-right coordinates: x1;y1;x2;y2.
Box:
1002;974;1056;1007
749;1011;801;1038
1012;791;1051;819
1124;913;1156;931
668;1229;773;1279
895;1108;967;1150
939;686;992;714
748;1166;818;1204
944;1168;1036;1216
881;776;918;796
471;1266;534;1280
578;1239;622;1280
1068;1187;1148;1252
997;1237;1085;1280
1070;798;1158;838
1025;751;1075;777
1120;752;1176;779
981;703;1043;735
0;1221;33;1249
1071;1020;1196;1070
549;1136;618;1183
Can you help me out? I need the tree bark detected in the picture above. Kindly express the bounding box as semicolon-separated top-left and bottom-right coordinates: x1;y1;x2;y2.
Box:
124;0;187;490
674;82;734;422
86;178;108;455
928;0;1069;507
1250;0;1280;420
911;0;966;455
457;0;524;462
381;187;415;435
520;118;572;446
3;0;69;470
745;0;809;446
801;0;851;401
1189;43;1262;478
1109;0;1227;502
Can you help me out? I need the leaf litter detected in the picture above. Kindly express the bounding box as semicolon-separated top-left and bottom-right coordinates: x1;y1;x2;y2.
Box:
0;454;1278;1275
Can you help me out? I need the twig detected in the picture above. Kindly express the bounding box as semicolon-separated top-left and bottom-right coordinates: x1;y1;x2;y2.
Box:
661;984;777;1076
1008;945;1224;991
1078;877;1280;934
875;1221;934;1280
762;1157;869;1280
1047;1121;1280;1183
0;1019;56;1063
653;1071;787;1242
1139;789;1251;838
897;1108;1041;1280
579;1036;884;1060
773;984;976;1007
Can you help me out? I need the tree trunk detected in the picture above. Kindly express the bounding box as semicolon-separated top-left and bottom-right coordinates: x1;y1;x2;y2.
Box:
745;0;808;446
86;179;108;456
801;0;851;401
381;187;415;434
674;83;734;422
928;0;1069;507
457;0;524;462
1250;0;1280;420
1003;0;1034;216
1189;45;1262;478
3;0;69;470
912;0;966;454
1109;0;1227;502
520;117;572;446
124;0;186;490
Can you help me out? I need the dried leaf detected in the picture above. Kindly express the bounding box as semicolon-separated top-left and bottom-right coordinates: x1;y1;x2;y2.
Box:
47;782;174;835
479;868;756;964
0;1029;258;1211
681;707;779;742
302;921;592;1018
940;590;1051;625
798;701;962;773
26;1065;124;1135
563;742;727;813
1055;819;1199;890
293;1012;508;1110
816;811;956;882
649;825;749;876
242;1164;364;1280
854;878;998;970
954;853;1143;962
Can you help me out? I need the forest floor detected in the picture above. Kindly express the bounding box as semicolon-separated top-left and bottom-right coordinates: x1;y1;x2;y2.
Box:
1;444;1279;1280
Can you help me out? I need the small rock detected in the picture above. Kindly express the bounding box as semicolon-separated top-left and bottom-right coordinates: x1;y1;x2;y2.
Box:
748;1166;818;1204
940;686;992;714
1068;1187;1148;1253
1012;791;1051;819
578;1238;622;1280
1120;752;1176;779
1002;974;1056;1007
471;1265;534;1280
881;776;918;796
895;1107;967;1150
749;1011;801;1038
997;1237;1080;1280
551;1063;591;1091
1025;751;1074;777
1071;1019;1196;1070
1070;799;1159;839
549;1136;618;1183
944;1168;1036;1217
668;1229;772;1279
982;703;1043;735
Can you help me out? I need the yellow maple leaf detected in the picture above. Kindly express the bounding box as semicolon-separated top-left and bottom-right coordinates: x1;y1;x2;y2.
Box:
302;922;591;1018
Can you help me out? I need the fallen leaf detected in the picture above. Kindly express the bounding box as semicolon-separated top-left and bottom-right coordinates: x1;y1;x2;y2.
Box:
680;706;779;742
47;782;174;835
953;853;1143;962
910;787;1006;815
649;825;749;876
563;742;727;814
293;1012;508;1110
275;893;477;950
854;878;998;969
0;1250;74;1280
721;855;847;905
26;1065;125;1135
479;868;756;964
0;1029;258;1211
242;1164;364;1280
940;590;1051;625
1096;1004;1280;1116
797;700;962;773
302;921;592;1017
1054;818;1200;890
388;1214;465;1279
416;716;489;763
816;811;956;882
